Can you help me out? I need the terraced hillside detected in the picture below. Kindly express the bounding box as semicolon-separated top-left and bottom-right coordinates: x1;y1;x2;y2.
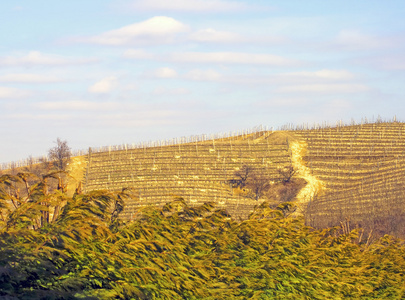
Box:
84;131;293;219
294;122;405;236
80;121;405;236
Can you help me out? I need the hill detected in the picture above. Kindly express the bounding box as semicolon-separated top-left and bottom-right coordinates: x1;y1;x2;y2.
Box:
3;120;405;237
83;130;294;220
294;121;405;237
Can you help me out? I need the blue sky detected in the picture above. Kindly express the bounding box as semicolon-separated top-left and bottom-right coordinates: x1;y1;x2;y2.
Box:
1;0;405;163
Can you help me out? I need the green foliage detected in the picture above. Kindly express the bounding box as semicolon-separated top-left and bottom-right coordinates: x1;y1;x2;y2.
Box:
1;174;405;299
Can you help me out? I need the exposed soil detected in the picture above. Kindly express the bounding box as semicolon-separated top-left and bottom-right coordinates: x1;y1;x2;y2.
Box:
66;156;87;196
290;140;325;216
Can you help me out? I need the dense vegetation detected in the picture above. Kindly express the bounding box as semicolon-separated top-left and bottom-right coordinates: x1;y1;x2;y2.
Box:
1;172;405;299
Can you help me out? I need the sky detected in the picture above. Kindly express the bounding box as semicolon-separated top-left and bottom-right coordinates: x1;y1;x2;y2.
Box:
1;0;405;163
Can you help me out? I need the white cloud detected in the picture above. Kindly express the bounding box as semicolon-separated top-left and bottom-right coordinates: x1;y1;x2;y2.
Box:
189;28;244;43
129;0;249;12
150;67;178;79
0;73;62;83
327;99;352;110
169;52;299;66
88;76;117;94
123;83;138;91
122;49;156;59
99;110;182;127
276;84;370;93
6;113;72;121
185;69;222;81
357;54;405;71
282;69;355;80
215;69;357;86
0;86;30;99
86;16;189;46
334;30;394;50
256;97;313;108
36;100;117;111
123;50;298;66
152;87;190;95
0;51;97;66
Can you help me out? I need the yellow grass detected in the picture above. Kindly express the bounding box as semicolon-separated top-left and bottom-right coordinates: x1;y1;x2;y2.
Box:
66;155;87;196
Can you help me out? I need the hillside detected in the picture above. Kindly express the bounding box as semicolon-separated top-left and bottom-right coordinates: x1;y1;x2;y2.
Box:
77;121;405;237
3;121;405;237
294;121;405;236
3;122;405;298
83;131;293;220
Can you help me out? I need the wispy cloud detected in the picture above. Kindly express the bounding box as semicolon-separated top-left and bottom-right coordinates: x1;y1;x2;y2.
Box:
169;52;300;66
0;51;97;67
123;49;300;66
84;16;189;46
189;28;245;43
6;113;72;121
122;49;156;59
101;111;183;127
36;100;117;111
185;69;222;81
188;28;285;45
12;6;24;11
0;86;31;99
276;83;370;94
333;30;397;51
0;73;62;83
152;87;190;95
281;70;356;80
128;0;250;13
146;67;178;79
88;76;118;94
215;69;358;86
355;53;405;71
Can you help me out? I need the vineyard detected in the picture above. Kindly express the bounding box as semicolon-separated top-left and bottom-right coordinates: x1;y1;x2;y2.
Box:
294;121;405;236
3;120;405;237
80;120;405;236
84;130;292;220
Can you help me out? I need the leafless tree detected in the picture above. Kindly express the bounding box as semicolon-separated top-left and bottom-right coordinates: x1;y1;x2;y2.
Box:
231;164;254;188
247;172;271;200
277;165;296;183
48;138;71;171
231;165;272;200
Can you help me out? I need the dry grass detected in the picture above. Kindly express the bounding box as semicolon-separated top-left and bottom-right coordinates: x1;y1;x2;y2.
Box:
65;155;87;196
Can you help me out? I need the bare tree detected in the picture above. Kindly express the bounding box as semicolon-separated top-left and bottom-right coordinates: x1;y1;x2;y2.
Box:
230;165;272;200
230;165;254;188
277;165;296;183
247;172;271;201
48;138;71;171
